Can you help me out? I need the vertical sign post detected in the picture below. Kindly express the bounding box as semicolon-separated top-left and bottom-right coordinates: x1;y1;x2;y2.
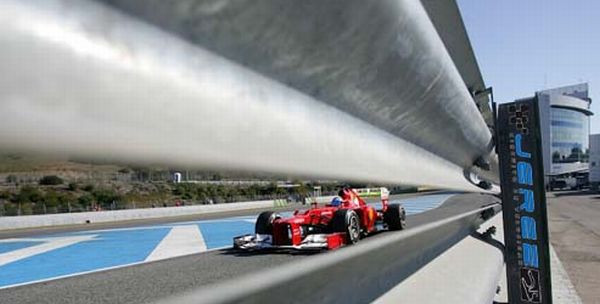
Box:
497;99;553;303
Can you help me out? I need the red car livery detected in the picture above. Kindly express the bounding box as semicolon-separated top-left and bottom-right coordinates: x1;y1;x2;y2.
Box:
233;188;406;251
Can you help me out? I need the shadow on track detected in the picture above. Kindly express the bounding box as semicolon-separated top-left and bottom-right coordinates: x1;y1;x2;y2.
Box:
220;248;322;257
552;190;597;197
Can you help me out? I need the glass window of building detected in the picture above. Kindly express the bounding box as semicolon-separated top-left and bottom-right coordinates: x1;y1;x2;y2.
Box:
550;107;589;164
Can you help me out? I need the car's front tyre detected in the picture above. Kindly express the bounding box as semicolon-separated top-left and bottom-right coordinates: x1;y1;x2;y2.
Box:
330;209;360;244
255;211;281;234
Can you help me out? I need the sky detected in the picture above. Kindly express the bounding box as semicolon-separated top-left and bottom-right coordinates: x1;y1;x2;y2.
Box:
457;0;600;133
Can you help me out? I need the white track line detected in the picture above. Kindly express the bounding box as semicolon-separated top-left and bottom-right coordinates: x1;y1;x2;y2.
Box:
550;245;582;303
145;225;207;262
0;235;97;267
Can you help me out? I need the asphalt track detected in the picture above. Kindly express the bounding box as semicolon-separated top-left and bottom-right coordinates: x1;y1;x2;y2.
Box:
0;192;447;289
0;193;499;304
0;193;429;240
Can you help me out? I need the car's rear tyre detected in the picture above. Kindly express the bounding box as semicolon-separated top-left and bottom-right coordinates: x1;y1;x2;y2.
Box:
330;209;360;244
255;211;281;234
384;204;406;231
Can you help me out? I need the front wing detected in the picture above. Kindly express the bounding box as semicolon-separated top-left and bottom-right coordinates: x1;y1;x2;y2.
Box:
233;233;345;251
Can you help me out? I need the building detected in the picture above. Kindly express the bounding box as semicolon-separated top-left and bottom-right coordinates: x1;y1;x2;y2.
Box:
518;83;593;189
589;134;600;189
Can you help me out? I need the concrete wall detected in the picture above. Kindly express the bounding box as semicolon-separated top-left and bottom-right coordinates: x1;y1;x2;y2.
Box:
0;196;336;230
0;200;271;230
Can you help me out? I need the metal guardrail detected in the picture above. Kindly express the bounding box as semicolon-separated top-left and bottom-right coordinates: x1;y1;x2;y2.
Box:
157;203;500;304
0;1;504;302
374;211;506;303
99;0;498;182
0;0;493;192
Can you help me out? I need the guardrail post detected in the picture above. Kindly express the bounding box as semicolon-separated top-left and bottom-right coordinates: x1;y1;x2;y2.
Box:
497;98;553;303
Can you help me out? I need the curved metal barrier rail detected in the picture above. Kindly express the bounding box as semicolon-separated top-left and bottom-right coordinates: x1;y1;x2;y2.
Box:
0;2;504;301
98;0;498;182
156;203;500;304
0;0;487;192
375;211;506;303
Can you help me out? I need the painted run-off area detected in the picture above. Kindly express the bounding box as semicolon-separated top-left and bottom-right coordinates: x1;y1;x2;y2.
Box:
0;194;453;289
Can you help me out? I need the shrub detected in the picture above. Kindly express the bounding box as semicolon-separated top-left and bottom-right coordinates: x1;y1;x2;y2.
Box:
20;202;33;215
0;191;10;200
118;168;131;174
14;186;43;203
92;189;122;209
78;194;94;208
39;175;63;186
3;202;19;216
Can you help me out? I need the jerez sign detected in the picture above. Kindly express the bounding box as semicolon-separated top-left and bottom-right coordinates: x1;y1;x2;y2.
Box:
497;99;552;304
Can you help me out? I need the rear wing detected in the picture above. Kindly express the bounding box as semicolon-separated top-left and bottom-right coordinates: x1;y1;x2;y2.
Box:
353;187;390;208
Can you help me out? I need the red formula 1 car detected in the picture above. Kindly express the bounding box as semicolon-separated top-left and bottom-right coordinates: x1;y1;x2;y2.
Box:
233;187;406;251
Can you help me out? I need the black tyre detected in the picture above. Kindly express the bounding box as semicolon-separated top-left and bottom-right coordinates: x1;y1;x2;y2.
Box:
255;211;281;234
384;204;406;231
330;209;360;244
478;181;492;190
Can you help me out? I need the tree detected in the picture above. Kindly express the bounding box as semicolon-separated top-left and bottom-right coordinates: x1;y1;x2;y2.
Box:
43;190;60;209
247;184;262;198
295;183;308;197
275;186;287;197
5;175;17;184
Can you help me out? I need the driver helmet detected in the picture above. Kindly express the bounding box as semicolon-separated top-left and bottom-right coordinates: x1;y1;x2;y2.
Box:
338;187;353;200
330;196;343;207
